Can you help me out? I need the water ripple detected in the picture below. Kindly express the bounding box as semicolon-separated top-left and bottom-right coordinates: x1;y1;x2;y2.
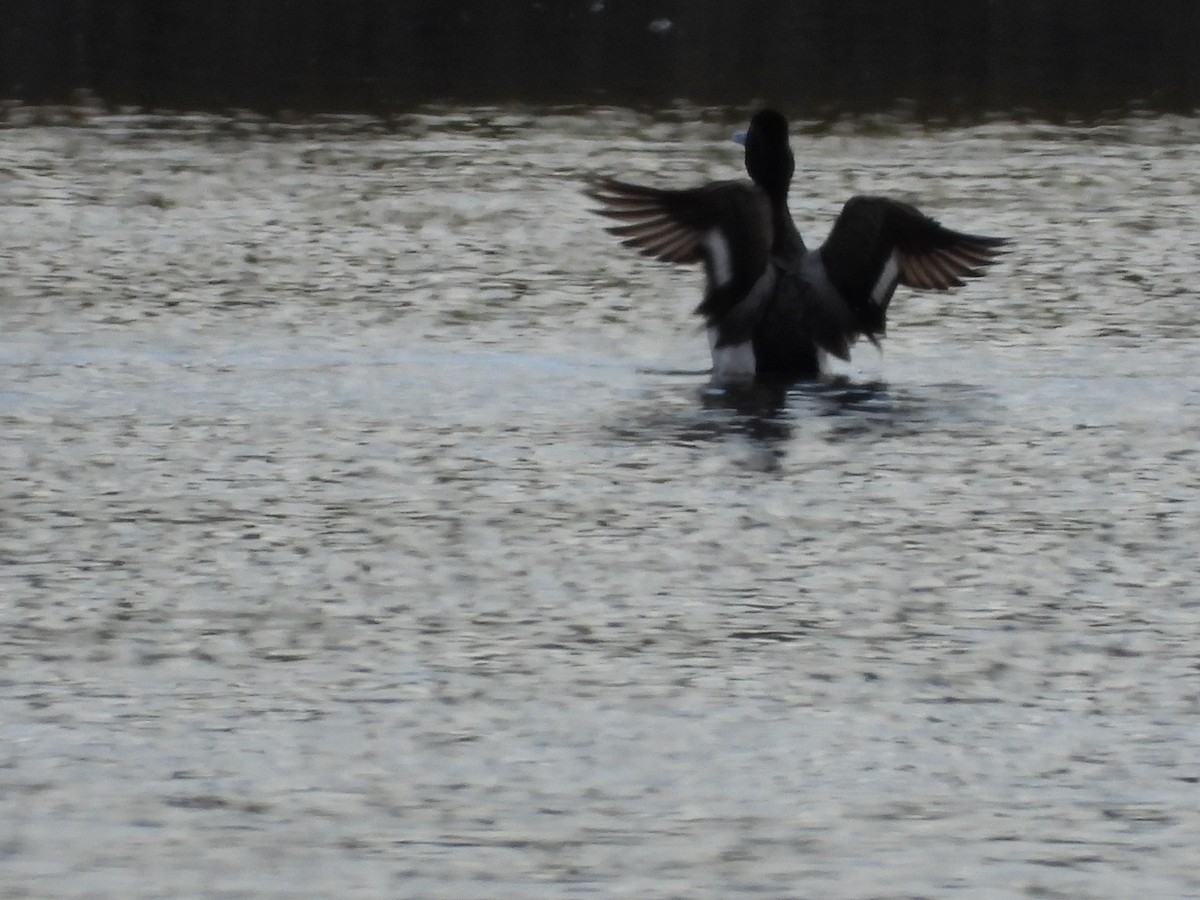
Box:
2;109;1200;898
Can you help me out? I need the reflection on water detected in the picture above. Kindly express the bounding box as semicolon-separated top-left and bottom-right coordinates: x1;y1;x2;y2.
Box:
614;378;906;472
2;108;1200;898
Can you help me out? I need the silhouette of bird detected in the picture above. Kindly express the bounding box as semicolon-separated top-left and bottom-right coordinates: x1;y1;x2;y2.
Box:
588;108;1007;382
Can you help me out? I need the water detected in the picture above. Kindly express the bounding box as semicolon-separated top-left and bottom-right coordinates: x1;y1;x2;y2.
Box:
2;108;1200;898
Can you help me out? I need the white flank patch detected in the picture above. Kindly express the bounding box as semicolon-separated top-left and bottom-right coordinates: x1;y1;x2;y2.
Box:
702;228;733;288
871;252;899;306
707;328;756;381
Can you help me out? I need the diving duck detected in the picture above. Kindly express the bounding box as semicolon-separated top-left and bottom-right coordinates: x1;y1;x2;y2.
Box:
588;109;1006;382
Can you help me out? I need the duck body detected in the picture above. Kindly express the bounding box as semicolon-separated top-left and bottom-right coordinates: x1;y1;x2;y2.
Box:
588;109;1006;383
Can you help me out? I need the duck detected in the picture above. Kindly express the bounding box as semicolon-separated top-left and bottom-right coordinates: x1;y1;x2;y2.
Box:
587;108;1007;382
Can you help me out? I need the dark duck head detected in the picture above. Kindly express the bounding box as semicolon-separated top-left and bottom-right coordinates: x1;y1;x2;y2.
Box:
735;108;805;260
588;109;1007;384
738;109;795;200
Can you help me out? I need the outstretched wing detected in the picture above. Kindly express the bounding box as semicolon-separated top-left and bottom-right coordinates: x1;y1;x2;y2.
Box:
819;195;1007;339
586;176;774;323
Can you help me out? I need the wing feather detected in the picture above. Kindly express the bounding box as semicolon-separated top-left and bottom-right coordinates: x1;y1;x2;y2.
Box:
818;195;1006;338
586;176;774;321
824;196;1005;293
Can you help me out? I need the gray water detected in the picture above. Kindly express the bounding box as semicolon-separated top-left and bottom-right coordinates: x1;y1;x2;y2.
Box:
2;107;1200;898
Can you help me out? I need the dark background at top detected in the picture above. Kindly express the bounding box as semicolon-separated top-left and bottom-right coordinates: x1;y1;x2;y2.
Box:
3;0;1199;118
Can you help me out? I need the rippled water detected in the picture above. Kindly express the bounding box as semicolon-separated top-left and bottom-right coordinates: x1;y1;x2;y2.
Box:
3;108;1200;898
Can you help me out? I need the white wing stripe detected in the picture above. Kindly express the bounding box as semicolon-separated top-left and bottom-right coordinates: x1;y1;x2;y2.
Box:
703;228;733;288
871;252;899;306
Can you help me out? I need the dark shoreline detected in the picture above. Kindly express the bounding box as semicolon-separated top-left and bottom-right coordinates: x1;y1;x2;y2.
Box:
3;1;1199;120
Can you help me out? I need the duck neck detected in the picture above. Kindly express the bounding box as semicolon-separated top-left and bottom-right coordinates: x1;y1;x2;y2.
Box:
767;187;806;260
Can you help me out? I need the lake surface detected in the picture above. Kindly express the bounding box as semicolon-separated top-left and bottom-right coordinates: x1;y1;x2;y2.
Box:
2;107;1200;898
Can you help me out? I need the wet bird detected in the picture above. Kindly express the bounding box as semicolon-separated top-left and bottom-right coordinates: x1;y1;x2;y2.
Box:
587;109;1006;382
